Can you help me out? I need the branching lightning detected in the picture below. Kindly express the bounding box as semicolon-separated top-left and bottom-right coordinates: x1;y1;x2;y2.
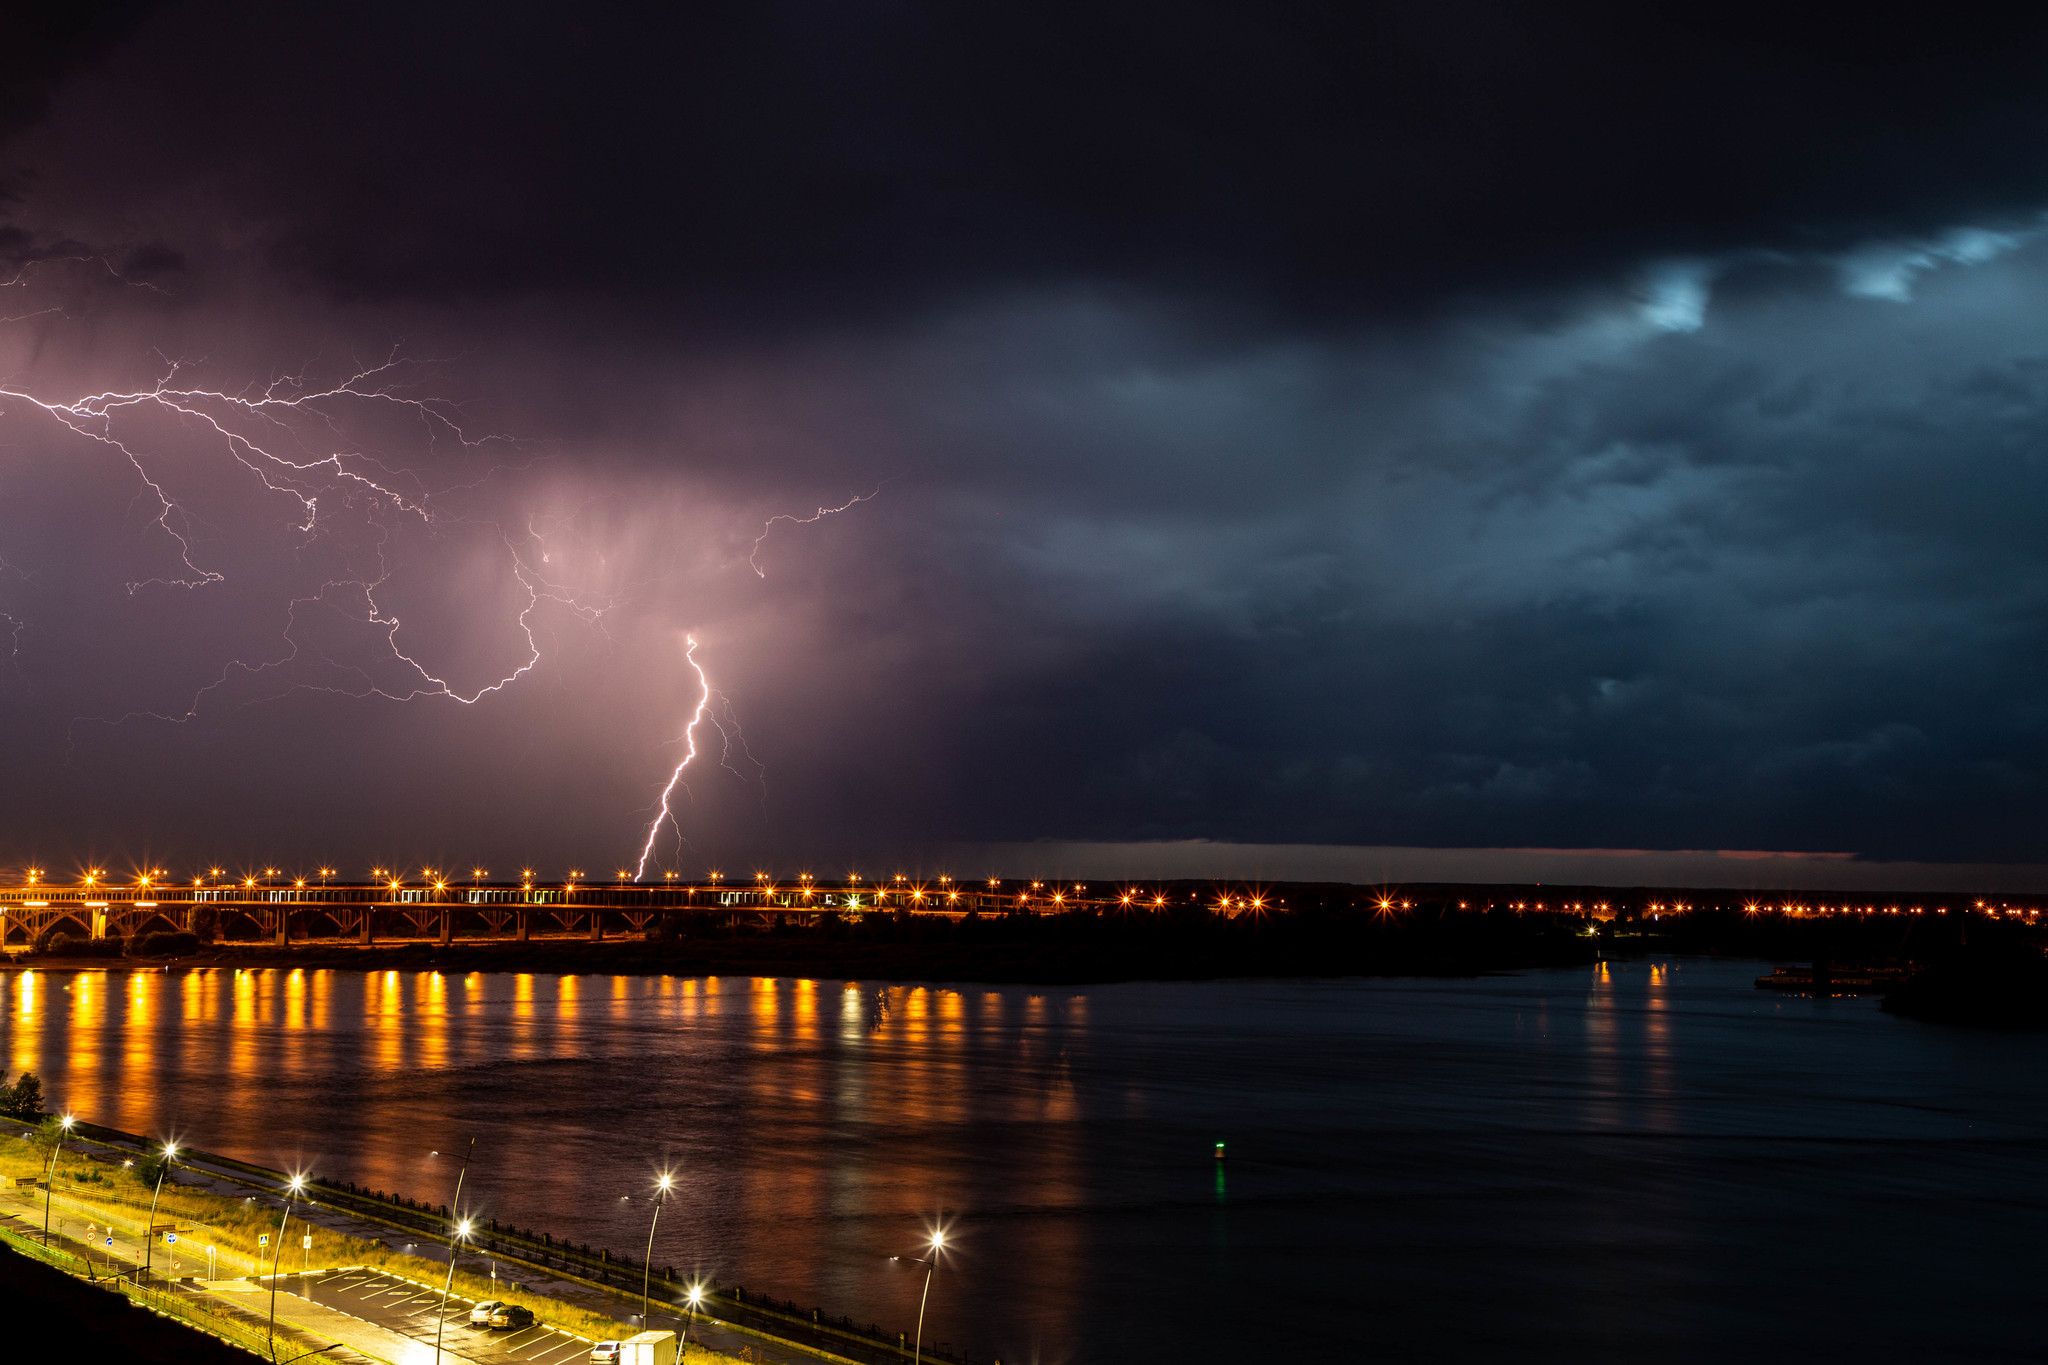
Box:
634;635;713;881
0;258;631;740
5;353;633;737
707;695;765;789
0;353;476;593
749;485;884;576
0;259;878;869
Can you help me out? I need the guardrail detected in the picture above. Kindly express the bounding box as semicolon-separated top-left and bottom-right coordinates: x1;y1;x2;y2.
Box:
120;1275;283;1358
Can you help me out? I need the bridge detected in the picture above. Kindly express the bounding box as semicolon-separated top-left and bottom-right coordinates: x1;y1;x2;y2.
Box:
0;875;1133;948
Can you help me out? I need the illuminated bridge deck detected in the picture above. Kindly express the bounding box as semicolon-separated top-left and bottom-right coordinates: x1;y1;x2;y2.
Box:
0;878;1128;946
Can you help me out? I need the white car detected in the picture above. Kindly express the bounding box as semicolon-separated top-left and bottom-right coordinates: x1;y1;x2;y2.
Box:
468;1300;504;1325
590;1344;624;1363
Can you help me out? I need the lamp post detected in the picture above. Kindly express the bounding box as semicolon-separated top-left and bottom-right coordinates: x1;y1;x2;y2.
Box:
434;1137;476;1365
890;1229;948;1365
684;1283;705;1356
142;1141;179;1283
41;1114;73;1244
267;1174;307;1362
641;1172;674;1330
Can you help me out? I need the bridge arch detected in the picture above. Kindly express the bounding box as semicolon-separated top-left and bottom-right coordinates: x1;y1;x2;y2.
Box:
297;909;344;939
212;908;267;941
113;908;184;938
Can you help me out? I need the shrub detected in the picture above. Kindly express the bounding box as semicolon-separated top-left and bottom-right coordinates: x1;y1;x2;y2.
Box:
37;932;125;959
129;930;201;959
135;1150;172;1189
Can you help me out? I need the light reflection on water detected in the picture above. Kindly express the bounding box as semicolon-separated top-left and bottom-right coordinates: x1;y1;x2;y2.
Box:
4;960;2048;1363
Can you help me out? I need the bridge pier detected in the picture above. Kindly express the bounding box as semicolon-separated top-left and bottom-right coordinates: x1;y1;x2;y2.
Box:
90;906;108;941
274;910;289;945
589;911;604;941
516;912;529;942
440;907;453;945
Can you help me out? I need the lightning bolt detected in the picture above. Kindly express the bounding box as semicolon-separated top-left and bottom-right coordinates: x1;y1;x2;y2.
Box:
0;261;767;866
0;261;622;732
0;352;489;592
749;485;884;576
633;635;713;881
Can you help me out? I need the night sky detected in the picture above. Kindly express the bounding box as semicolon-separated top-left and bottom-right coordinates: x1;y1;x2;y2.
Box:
7;4;2048;883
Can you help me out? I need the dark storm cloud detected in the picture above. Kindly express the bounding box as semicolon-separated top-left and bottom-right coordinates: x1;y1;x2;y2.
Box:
20;3;2048;326
6;3;2048;879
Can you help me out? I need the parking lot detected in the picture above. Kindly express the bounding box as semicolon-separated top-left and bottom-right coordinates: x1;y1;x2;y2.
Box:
298;1268;599;1365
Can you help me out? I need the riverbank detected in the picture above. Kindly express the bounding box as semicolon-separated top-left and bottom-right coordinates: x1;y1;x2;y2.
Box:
0;1131;822;1365
0;1123;638;1346
1;1112;984;1365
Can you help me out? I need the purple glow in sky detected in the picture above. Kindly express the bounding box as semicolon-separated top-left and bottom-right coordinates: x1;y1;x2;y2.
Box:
8;5;2048;884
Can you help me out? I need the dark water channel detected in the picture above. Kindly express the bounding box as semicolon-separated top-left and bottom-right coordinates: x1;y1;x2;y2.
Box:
3;959;2045;1362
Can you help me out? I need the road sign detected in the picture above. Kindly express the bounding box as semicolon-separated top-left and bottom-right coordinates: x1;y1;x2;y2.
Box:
104;1237;112;1248
259;1234;269;1246
165;1233;177;1244
301;1235;311;1249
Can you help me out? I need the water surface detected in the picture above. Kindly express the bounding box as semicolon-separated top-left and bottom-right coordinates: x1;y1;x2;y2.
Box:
4;959;2044;1362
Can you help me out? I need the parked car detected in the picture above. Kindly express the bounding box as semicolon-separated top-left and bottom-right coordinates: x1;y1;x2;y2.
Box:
468;1300;504;1325
488;1304;535;1329
590;1344;624;1363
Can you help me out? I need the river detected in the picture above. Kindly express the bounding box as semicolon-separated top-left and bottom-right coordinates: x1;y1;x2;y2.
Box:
3;958;2044;1362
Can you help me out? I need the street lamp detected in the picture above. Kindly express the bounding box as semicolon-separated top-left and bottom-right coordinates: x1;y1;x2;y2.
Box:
42;1114;74;1243
641;1172;674;1330
434;1138;476;1365
142;1141;179;1283
891;1228;948;1365
433;1219;474;1361
267;1174;307;1360
684;1283;705;1348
